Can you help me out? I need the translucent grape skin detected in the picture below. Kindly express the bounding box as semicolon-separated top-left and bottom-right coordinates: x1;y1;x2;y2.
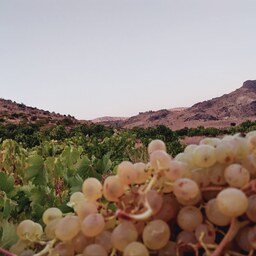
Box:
123;242;149;256
153;194;179;222
82;244;108;256
16;220;37;240
82;177;102;201
148;139;166;155
42;207;62;225
173;178;200;201
205;199;231;226
103;175;124;202
216;188;248;217
192;144;216;168
142;219;170;250
224;163;250;188
81;213;105;237
117;161;138;185
111;221;138;252
177;206;203;232
55;216;81;242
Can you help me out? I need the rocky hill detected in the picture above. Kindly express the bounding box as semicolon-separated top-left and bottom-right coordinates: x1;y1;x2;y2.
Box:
0;98;80;127
96;80;256;130
1;80;256;130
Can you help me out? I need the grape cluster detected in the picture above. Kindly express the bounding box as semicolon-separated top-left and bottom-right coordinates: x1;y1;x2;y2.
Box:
9;132;256;256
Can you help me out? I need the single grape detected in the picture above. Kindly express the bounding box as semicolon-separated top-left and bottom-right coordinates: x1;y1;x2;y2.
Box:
103;175;124;202
111;221;138;252
16;219;36;240
177;206;203;232
142;219;170;250
192;144;216;168
117;161;138;185
153;194;179;221
83;244;108;256
216;188;248;217
55;216;81;242
42;207;62;225
224;163;250;188
82;177;102;201
123;242;149;256
173;178;200;201
148;139;166;155
81;213;105;237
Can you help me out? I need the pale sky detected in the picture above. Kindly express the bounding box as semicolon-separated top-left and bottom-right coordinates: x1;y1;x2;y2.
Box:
0;0;256;120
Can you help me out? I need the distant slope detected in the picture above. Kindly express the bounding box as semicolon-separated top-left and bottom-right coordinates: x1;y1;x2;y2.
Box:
96;80;256;130
0;98;80;127
1;80;256;130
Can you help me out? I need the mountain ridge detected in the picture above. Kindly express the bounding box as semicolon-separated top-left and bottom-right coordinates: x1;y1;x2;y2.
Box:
1;80;256;130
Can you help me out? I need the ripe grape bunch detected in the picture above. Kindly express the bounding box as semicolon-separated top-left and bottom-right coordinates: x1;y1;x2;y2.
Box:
7;132;256;256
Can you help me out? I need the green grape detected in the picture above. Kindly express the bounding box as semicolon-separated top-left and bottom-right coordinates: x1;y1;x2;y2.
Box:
82;177;102;201
142;219;170;250
55;216;81;242
111;221;138;252
123;242;149;256
42;207;62;225
81;213;105;237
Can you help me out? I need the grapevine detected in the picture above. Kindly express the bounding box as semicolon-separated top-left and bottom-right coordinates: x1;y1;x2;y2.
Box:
2;132;256;255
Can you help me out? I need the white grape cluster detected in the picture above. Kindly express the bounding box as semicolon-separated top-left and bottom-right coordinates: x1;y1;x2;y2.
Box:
10;132;256;256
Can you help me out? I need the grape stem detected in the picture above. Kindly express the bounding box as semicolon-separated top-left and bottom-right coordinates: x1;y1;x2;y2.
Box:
144;173;158;193
116;197;153;220
116;173;158;220
0;247;16;256
211;218;248;256
34;239;56;256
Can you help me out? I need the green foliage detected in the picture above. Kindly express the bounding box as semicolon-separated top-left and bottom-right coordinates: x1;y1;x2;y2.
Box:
1;120;256;249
